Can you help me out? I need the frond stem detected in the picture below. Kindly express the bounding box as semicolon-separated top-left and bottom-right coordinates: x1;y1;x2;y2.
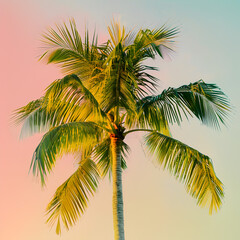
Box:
90;122;111;133
124;128;154;136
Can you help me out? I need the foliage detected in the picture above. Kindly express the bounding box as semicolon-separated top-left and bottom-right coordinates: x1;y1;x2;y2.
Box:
14;19;230;235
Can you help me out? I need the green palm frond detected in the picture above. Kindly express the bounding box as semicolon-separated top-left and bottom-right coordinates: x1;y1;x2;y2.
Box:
99;46;138;119
31;122;102;185
137;80;230;129
46;157;99;234
14;99;87;138
101;65;137;116
19;106;51;138
13;98;43;124
40;19;102;77
121;26;178;98
125;106;172;134
94;137;129;178
13;98;53;138
145;131;224;213
130;26;178;63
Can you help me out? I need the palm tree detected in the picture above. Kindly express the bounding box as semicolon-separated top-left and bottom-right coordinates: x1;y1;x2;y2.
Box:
14;19;230;240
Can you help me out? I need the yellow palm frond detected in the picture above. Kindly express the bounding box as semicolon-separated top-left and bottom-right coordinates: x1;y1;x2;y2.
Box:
46;157;99;234
145;131;224;213
45;74;108;122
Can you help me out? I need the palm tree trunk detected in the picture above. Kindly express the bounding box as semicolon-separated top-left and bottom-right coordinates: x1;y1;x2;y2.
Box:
111;136;125;240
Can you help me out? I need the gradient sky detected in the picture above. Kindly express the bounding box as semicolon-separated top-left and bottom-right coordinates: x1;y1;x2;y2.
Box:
1;0;240;239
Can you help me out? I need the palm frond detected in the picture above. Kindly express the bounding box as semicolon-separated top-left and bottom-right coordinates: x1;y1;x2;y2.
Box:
46;157;99;234
100;44;139;118
137;80;230;129
13;98;53;138
45;74;108;122
119;26;177;97
100;66;137;116
13;75;108;137
125;106;172;135
14;98;90;138
31;122;101;185
145;131;224;213
107;19;126;47
13;98;43;124
40;19;102;77
132;26;178;60
99;23;177;116
105;25;178;102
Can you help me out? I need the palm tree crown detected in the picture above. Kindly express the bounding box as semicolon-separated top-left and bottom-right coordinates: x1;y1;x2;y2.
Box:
14;19;230;240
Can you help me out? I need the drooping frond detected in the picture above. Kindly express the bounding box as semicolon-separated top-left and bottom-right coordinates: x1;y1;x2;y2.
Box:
136;80;230;129
94;137;129;178
14;98;85;138
45;74;108;122
13;98;54;138
13;75;109;138
13;98;43;125
145;131;224;213
46;157;99;234
31;122;102;185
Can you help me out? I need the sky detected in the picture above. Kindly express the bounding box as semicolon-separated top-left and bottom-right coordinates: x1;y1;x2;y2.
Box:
0;0;240;239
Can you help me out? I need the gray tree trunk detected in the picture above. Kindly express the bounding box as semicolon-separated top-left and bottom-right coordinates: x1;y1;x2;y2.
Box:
111;136;125;240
